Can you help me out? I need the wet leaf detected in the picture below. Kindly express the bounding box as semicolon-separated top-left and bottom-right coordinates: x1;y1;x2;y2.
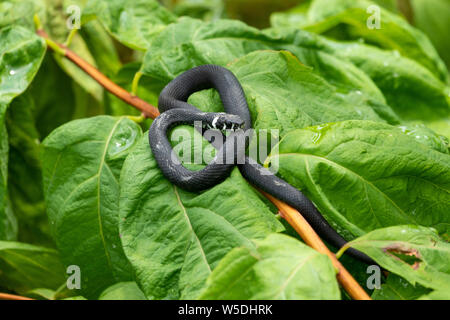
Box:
199;233;340;300
41;116;142;298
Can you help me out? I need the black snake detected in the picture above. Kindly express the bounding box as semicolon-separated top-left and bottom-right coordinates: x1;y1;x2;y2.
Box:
149;65;373;264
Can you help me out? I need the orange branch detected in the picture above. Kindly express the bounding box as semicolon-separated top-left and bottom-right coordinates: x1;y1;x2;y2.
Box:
0;292;33;300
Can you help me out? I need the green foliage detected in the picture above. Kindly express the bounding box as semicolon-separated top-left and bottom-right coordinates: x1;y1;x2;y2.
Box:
0;0;448;301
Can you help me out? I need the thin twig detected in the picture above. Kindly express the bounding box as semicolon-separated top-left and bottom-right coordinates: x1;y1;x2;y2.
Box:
0;292;33;300
37;30;371;300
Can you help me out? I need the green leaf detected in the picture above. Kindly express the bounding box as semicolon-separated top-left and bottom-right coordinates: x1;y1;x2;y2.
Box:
199;233;340;300
371;274;430;300
41;116;142;298
98;282;147;300
340;225;450;291
0;241;65;294
304;0;448;82
0;26;46;107
84;0;176;50
119;134;283;300
265;120;450;240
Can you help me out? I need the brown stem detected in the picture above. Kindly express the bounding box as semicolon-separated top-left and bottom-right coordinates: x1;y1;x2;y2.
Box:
0;292;33;300
36;29;160;119
37;30;371;300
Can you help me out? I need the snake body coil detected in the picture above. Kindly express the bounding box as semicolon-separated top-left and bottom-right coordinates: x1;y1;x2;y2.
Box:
149;65;373;264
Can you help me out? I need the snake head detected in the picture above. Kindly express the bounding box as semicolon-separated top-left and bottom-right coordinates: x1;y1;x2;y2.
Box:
207;113;245;131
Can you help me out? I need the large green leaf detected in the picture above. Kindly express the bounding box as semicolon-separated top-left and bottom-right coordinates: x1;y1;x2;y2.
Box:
265;120;450;240
0;26;46;107
303;0;448;82
199;233;340;300
119;134;284;300
41;116;142;298
0;241;65;294
98;282;147;300
339;225;450;291
84;0;176;50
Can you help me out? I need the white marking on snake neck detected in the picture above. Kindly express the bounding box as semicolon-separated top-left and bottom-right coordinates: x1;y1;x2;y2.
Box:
211;116;219;129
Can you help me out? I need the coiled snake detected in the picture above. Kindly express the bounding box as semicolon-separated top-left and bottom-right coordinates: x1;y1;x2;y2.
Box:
149;65;373;264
